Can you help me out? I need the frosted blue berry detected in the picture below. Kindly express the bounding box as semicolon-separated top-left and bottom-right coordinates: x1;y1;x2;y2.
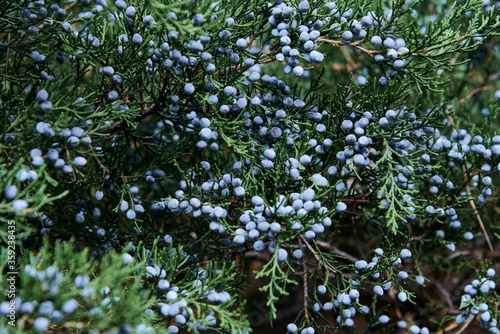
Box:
119;200;129;212
317;285;326;295
166;199;179;210
482;176;492;186
12;199;28;211
174;314;186;325
27;25;38;36
292;65;304;77
398;271;408;280
270;222;281;233
379;77;388;87
374;285;384;296
184;83;195;95
233;234;245;245
132;33;143;45
387;49;397;60
168;326;179;334
38;301;54;315
361;16;373;27
478;303;489;312
342;31;353;41
481;311;491;322
401;249;412;259
94;191;104;201
30;51;43;63
395;321;407;329
309;51;324;64
94;228;105;238
108;90;118;101
254;240;265;251
47;148;59;161
355;260;368;271
192;13;204;26
335;202;347;212
341;120;353;131
36;89;48;102
236;38;247;50
158;279;170;290
120;253;133;264
75;275;89;289
300;189;315;202
33;317;49;331
371;36;382;48
393;59;405;70
41;101;53;112
357;75;367;86
62;299;78;314
74;157;87;167
166;290;178;301
277;248;288;262
251;197;264;209
349;289;360;299
479;282;490;294
300;155;311;166
287;323;298;332
409;325;420;334
125;6;135;17
397;291;407;302
115;0;126;10
4;185;17;200
379;315;390;324
293;249;303;259
61;22;72;31
126;209;136;220
383;38;395;49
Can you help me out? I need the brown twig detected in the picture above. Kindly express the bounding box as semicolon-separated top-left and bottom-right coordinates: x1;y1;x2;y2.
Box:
5;32;10;86
315;240;359;263
446;85;500;108
227;199;252;208
90;145;110;175
318;37;419;58
466;181;493;252
299;235;339;273
443;313;474;334
446;170;479;206
158;69;170;101
331;62;363;72
298;237;309;321
446;116;493;252
101;103;160;134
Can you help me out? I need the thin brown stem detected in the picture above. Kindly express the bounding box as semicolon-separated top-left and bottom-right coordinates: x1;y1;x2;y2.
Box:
466;179;494;252
299;235;339;273
446;116;493;252
315;240;359;263
90;145;110;175
5;32;10;86
101;103;160;134
298;237;309;321
318;37;419;58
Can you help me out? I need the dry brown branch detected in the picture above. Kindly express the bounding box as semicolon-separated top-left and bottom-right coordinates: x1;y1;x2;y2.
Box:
299;235;339;273
298;237;309;321
318;37;419;58
445;115;494;252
